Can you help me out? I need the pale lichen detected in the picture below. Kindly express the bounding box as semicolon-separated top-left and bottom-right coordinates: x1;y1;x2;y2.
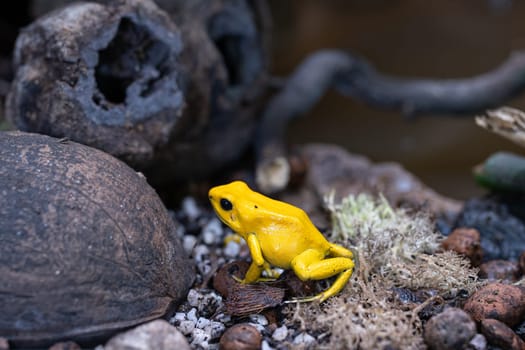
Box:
285;193;480;350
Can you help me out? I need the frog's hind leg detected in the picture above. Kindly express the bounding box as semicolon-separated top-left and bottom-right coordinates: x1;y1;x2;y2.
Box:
328;242;354;258
290;249;354;302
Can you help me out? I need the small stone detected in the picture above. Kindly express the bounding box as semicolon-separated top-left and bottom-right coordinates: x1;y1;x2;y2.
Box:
182;197;200;221
105;319;190;350
196;317;211;329
202;218;222;245
480;318;525;350
478;259;520;282
468;334;487;350
193;245;210;262
202;231;216;245
223;241;241;258
463;282;525;327
249;314;268;326
0;338;8;350
48;341;81;350
205;321;226;339
187;289;202;307
171;312;186;322
272;325;288;342
191;328;211;348
293;332;315;345
187;308;198;322
177;320;195;335
183;235;197;254
219;323;262;350
261;340;275;350
423;307;477;350
441;228;483;266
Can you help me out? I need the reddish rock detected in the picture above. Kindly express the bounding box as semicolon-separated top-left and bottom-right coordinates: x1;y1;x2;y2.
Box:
480;318;525;350
441;228;483;266
463;283;525;327
478;259;520;282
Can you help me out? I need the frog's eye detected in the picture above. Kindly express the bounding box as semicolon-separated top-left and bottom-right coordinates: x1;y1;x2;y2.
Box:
220;198;233;211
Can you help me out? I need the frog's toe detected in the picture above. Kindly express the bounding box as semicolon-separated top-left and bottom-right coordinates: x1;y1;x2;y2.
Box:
284;293;325;304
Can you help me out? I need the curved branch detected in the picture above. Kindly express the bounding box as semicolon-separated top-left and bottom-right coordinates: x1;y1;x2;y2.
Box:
256;49;525;192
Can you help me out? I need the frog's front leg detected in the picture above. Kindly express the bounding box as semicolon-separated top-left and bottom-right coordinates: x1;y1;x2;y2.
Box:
290;248;354;302
240;233;266;283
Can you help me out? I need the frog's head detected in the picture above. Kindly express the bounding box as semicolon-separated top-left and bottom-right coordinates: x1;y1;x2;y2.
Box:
208;180;251;235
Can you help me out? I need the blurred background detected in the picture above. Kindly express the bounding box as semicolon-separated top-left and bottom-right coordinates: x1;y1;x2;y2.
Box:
2;0;525;200
268;0;525;199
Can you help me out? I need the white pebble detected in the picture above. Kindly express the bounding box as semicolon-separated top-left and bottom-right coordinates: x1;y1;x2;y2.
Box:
249;322;266;332
171;312;186;322
187;307;198;322
183;235;197;254
193;244;209;262
202;230;216;245
191;327;211;347
205;321;226;339
215;313;231;324
187;289;202;307
202;218;222;245
262;340;275;350
223;240;240;257
272;325;288;342
196;317;211;329
182;197;200;221
178;320;195;335
469;333;487;350
293;332;315;345
249;314;268;326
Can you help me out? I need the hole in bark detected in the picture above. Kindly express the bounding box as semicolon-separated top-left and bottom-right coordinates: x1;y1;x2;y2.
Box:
213;35;244;86
94;18;170;105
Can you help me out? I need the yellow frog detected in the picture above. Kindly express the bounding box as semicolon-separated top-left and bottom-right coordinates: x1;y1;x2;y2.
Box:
208;180;355;302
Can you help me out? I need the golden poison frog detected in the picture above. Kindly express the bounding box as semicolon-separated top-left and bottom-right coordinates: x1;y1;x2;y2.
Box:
209;180;354;302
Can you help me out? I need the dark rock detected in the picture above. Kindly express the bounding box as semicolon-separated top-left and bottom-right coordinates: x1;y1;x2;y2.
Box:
0;131;194;347
279;144;462;225
455;195;525;261
8;0;269;185
441;228;483;266
423;307;477;350
478;259;521;282
480;318;525;350
463;283;525;327
104;319;190;350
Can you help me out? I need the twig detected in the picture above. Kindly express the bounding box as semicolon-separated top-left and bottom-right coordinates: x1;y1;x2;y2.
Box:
256;50;525;192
